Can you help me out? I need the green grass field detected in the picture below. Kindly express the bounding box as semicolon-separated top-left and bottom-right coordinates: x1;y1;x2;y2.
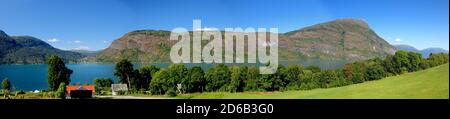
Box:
178;64;449;99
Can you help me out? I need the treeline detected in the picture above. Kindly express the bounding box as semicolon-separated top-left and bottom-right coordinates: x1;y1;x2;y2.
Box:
99;50;448;96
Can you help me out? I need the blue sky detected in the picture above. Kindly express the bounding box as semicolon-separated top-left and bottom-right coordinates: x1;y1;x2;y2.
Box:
0;0;448;50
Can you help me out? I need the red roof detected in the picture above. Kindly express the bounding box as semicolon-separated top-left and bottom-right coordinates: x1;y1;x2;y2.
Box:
66;85;95;94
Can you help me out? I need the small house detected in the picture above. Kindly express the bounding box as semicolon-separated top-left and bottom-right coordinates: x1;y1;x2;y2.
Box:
66;85;95;99
111;84;128;95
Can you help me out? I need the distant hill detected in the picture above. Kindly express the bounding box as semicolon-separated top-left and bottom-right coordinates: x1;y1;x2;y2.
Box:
420;48;449;58
394;44;448;58
0;30;85;64
393;44;420;52
70;49;101;57
88;18;396;63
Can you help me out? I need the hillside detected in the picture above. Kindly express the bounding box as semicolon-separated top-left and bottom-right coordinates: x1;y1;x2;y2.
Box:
0;30;85;64
89;19;396;63
70;49;101;57
420;48;449;58
393;44;420;52
281;19;396;61
85;30;173;63
181;63;449;99
394;44;449;58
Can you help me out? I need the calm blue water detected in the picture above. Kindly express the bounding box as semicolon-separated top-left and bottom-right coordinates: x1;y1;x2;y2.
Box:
0;60;347;91
0;64;117;91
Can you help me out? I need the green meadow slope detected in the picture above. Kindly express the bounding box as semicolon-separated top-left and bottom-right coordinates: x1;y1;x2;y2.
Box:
180;64;449;99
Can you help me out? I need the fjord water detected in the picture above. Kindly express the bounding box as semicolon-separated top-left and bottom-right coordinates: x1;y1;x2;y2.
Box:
0;64;118;91
0;60;347;91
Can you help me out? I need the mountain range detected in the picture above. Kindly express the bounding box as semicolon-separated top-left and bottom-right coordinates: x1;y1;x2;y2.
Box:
86;19;396;63
0;30;84;64
1;18;447;64
394;44;448;58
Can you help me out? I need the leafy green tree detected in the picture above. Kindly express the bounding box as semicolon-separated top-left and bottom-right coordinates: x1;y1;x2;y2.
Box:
364;65;386;81
259;74;274;91
383;51;415;75
55;82;66;99
150;64;187;94
419;60;430;70
317;70;343;88
150;69;169;95
93;78;113;91
427;53;449;67
183;66;205;93
138;65;160;90
166;64;188;93
2;78;11;91
47;55;73;91
305;65;321;73
298;70;315;90
271;66;287;91
342;63;364;85
114;59;135;89
351;72;365;84
285;65;303;86
205;64;230;92
228;66;244;92
407;52;422;72
383;55;396;75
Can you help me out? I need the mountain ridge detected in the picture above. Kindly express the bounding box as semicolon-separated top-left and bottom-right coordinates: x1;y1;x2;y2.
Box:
87;18;397;63
394;44;449;58
0;30;85;64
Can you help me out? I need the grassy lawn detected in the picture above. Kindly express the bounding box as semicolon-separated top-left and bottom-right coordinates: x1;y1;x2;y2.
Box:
178;64;449;99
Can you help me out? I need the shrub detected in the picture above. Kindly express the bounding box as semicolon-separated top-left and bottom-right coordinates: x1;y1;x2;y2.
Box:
166;89;177;97
55;83;66;99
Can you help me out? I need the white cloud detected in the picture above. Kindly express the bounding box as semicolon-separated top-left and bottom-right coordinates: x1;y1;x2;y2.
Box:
72;46;89;50
395;38;402;42
103;40;108;43
48;38;60;43
74;40;82;43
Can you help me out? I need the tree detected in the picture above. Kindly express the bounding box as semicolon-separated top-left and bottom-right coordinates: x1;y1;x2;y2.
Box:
166;64;188;93
407;52;422;72
419;59;430;70
271;66;287;91
47;55;73;91
317;70;343;88
364;65;386;81
427;53;449;67
285;65;303;86
137;65;160;90
150;64;187;94
2;78;11;91
351;72;365;84
150;69;169;95
305;65;321;73
228;66;243;92
55;82;66;99
298;70;316;90
205;64;230;92
244;67;261;91
184;66;205;93
114;59;135;89
93;78;113;91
